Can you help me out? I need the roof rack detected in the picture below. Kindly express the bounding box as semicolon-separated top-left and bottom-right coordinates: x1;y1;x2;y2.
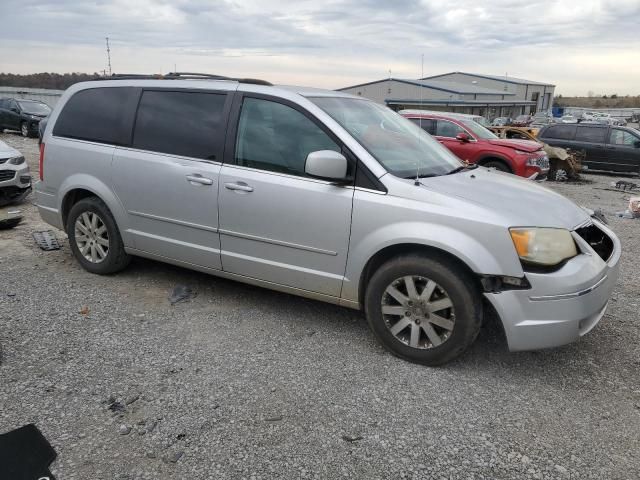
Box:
99;72;272;86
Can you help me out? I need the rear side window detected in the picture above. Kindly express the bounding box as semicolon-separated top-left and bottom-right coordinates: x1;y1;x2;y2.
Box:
408;118;435;135
133;90;228;160
541;125;576;140
575;126;606;143
53;87;139;145
609;129;639;146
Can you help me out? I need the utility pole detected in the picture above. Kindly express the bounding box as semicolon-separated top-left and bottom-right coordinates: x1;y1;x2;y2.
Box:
106;37;112;76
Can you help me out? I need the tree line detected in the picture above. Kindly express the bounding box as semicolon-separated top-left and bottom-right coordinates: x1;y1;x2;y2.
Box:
554;94;640;109
0;73;103;90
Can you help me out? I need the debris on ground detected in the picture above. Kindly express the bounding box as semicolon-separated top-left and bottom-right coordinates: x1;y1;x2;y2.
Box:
615;196;640;219
168;285;197;305
0;208;22;230
612;180;638;192
341;434;364;443
79;306;90;315
32;230;61;251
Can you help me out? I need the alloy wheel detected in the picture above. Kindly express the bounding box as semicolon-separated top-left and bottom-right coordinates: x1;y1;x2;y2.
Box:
74;212;110;263
381;275;455;349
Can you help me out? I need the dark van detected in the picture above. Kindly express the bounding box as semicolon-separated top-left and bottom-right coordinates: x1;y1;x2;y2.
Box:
538;123;640;175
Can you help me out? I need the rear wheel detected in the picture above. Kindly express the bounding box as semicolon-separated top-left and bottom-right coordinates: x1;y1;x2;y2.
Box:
483;159;511;173
364;255;482;365
66;196;130;274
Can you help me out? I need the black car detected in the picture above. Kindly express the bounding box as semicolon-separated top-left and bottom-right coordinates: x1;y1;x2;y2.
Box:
538;123;640;175
0;98;52;138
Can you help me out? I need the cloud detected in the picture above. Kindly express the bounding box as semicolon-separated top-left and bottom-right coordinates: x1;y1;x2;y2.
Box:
0;0;639;95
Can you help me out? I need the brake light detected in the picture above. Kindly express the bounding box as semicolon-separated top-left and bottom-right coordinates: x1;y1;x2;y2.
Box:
39;142;45;181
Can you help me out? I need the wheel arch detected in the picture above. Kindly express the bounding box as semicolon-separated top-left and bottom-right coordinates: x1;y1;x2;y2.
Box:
476;154;514;173
357;243;482;308
58;175;131;245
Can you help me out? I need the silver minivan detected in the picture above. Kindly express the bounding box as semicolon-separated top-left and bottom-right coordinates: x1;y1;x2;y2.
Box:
35;74;620;365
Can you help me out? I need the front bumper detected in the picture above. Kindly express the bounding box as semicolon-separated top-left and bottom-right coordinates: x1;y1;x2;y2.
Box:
485;220;621;351
0;163;31;204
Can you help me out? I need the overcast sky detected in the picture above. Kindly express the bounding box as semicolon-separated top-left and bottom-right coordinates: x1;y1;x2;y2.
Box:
1;0;639;95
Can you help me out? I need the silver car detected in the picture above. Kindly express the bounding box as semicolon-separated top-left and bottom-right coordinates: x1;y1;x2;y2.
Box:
0;139;31;206
34;75;621;365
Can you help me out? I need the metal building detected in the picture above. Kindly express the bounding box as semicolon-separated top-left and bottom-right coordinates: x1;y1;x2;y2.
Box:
338;71;555;120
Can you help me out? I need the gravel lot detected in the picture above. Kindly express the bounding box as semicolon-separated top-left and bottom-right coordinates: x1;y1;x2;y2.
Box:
1;132;639;480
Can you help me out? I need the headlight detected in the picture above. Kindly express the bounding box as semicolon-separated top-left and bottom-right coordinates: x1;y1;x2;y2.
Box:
9;156;25;165
510;227;578;266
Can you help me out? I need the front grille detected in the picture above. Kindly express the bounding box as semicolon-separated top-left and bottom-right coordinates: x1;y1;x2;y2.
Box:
576;222;614;262
538;155;550;170
0;170;16;181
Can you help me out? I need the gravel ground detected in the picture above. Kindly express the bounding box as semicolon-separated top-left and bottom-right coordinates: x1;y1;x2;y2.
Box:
1;132;639;480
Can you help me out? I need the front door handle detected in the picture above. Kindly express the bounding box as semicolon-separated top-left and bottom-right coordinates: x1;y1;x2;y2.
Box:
224;182;254;193
186;174;213;185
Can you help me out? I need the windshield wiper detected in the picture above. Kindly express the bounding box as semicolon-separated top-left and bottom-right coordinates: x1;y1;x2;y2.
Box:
447;163;478;175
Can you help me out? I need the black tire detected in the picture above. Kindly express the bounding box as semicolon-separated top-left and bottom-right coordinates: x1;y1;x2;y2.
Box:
364;255;482;366
20;122;29;138
66;196;131;274
483;160;511;173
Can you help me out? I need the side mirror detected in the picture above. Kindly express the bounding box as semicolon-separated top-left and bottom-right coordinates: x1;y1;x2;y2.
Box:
10;107;19;113
305;150;348;181
456;132;471;142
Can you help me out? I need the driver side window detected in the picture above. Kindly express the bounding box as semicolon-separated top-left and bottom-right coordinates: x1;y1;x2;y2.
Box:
609;129;637;147
235;97;341;177
435;120;466;138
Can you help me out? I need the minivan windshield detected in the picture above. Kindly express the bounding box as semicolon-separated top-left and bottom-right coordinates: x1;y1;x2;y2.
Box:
310;97;462;178
17;101;51;116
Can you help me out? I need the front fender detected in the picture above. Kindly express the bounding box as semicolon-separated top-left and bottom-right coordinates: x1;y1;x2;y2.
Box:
342;221;523;304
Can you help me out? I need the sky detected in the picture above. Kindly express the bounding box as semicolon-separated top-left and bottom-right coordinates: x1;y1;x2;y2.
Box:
1;0;639;95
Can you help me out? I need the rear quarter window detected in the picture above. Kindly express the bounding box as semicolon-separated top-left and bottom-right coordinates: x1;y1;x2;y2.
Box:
540;125;576;140
53;87;139;145
575;126;607;143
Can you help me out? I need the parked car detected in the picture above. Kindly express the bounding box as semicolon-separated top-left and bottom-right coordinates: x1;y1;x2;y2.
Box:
399;109;489;127
401;111;549;178
0;139;31;206
531;112;554;126
512;114;533;127
491;117;511;127
581;111;597;121
35;75;620;365
0;98;52;137
560;114;578;124
538;123;640;174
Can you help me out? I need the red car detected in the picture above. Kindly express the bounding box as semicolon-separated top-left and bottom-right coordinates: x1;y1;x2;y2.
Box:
400;111;549;178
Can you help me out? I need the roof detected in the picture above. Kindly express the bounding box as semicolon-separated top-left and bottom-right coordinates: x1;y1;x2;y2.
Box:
338;77;514;95
421;71;555;87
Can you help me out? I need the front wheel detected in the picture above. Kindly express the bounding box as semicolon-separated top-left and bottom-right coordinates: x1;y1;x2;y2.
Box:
365;255;482;366
66;197;131;274
483;160;511;173
20;122;29;137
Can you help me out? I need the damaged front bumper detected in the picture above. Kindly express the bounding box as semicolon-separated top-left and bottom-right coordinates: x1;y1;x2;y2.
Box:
484;219;621;351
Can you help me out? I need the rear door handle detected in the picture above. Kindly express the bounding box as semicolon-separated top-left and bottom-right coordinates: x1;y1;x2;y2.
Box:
186;174;213;185
224;182;254;193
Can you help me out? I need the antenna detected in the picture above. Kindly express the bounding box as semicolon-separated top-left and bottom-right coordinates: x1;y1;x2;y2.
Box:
105;37;112;76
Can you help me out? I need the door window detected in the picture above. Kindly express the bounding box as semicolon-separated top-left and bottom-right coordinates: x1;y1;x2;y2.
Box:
8;100;18;112
435;120;466;138
133;90;227;160
575;126;606;142
541;125;576;140
609;129;638;146
408;118;435;135
234;97;340;177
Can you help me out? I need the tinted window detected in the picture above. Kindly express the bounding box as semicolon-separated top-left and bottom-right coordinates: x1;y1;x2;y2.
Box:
235;97;340;177
575;126;606;143
0;99;6;109
133;90;227;160
541;125;576;140
609;129;639;146
435;120;466;138
53;87;138;145
408;118;435;135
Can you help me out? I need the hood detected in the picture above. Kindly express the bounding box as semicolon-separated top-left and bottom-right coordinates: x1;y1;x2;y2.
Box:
485;138;542;152
0;140;21;159
422;167;590;229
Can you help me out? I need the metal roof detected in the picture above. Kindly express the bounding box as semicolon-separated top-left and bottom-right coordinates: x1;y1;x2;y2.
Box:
421;71;555;87
338;78;514;95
